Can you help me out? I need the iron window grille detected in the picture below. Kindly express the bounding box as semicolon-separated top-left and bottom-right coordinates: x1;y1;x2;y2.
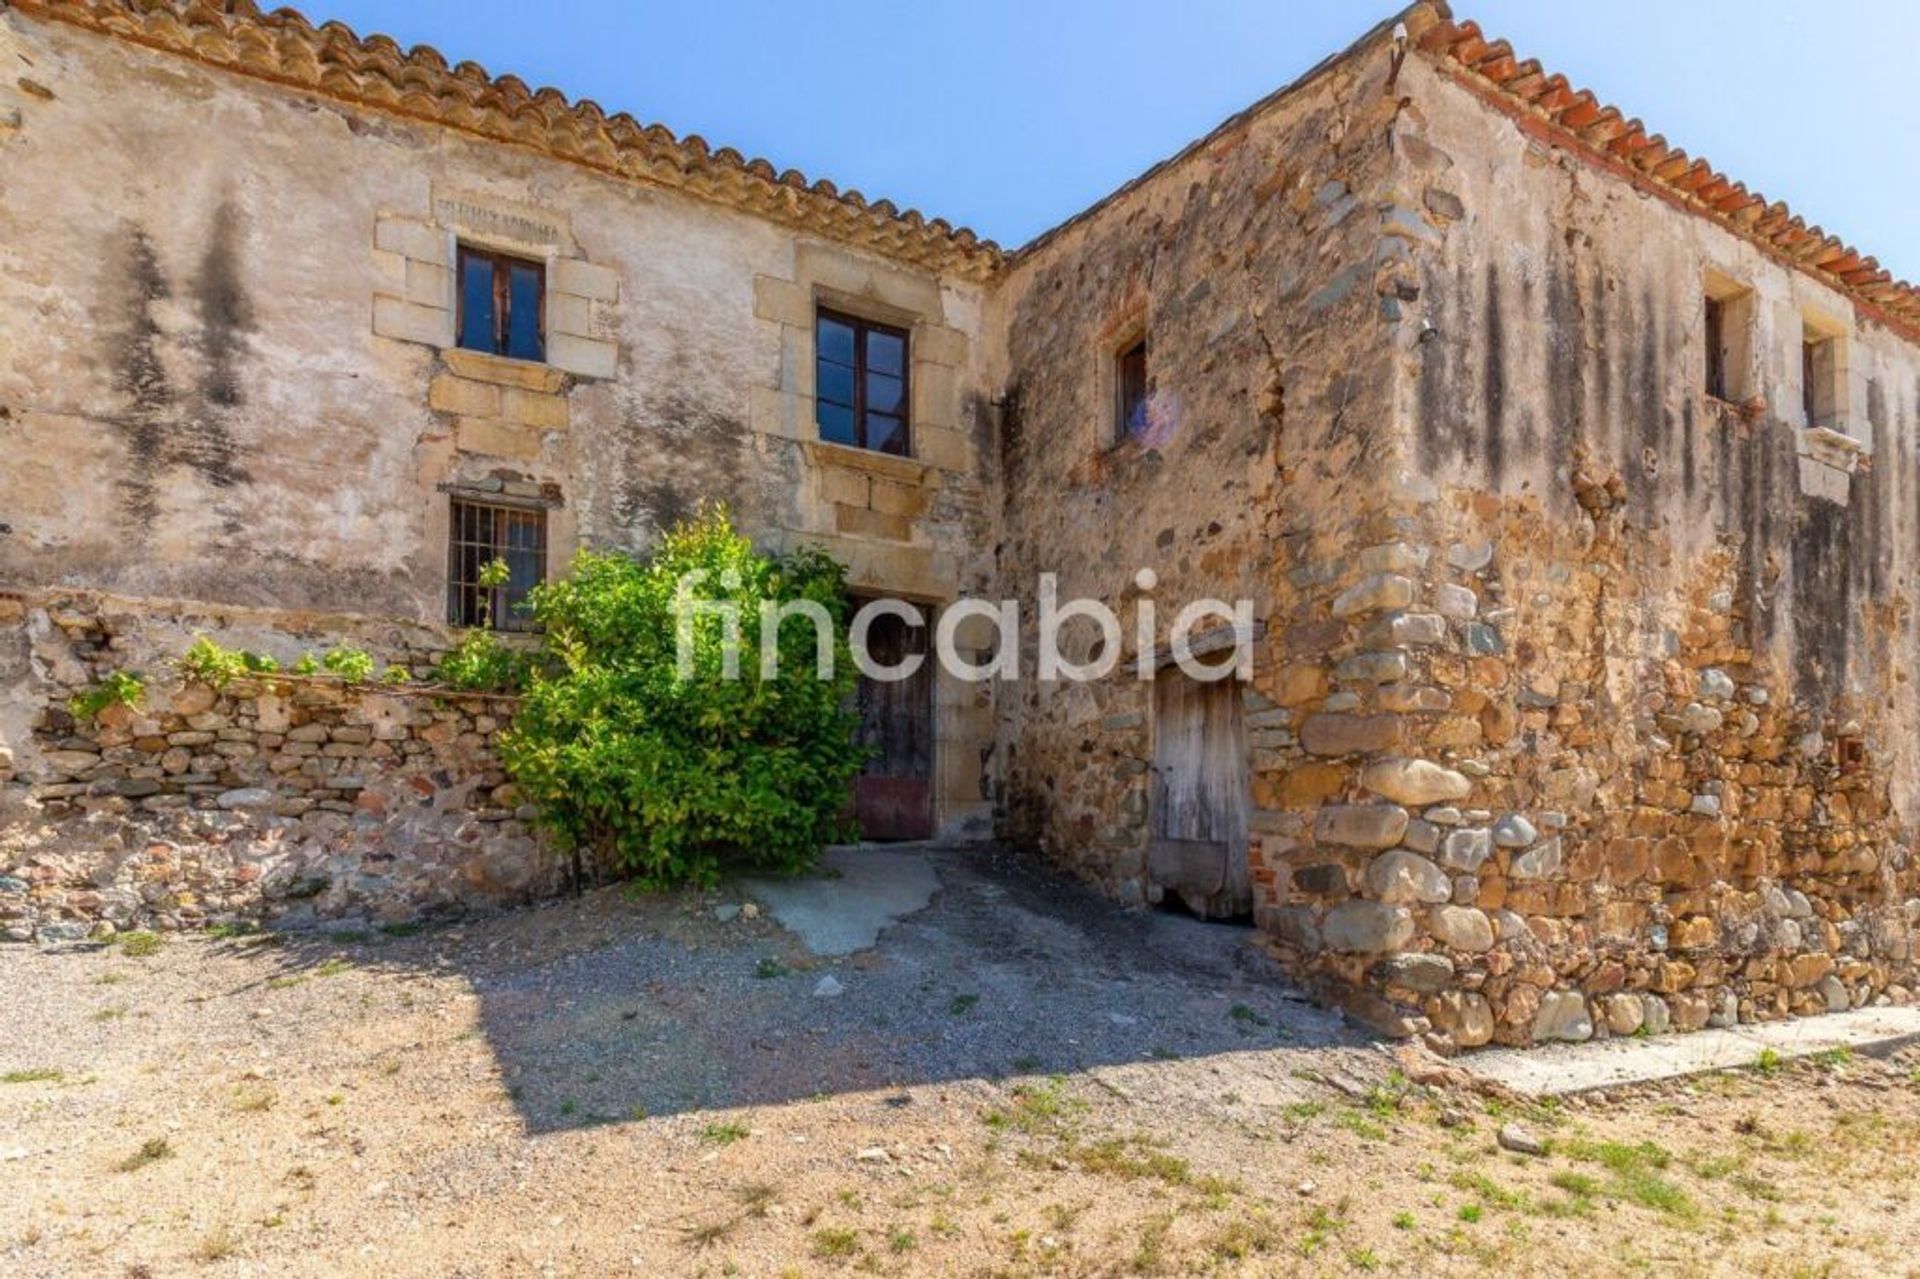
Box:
447;497;547;631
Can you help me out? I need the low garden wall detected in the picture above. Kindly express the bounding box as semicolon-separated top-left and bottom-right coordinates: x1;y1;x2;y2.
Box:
0;591;557;941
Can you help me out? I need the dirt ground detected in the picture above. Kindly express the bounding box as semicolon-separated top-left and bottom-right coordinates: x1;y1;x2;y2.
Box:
3;847;1918;1277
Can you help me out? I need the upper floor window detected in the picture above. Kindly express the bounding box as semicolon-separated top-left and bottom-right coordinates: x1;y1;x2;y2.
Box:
457;245;545;362
448;496;547;631
1115;334;1149;442
1701;279;1755;404
816;309;910;456
1801;320;1845;430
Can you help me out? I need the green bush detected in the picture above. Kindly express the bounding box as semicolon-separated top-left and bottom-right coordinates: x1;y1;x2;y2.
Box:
499;507;864;888
70;670;146;720
319;644;375;684
435;629;525;692
177;635;278;687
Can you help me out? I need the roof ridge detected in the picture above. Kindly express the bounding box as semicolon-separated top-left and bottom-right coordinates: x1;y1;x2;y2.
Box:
1419;12;1920;343
11;0;1004;280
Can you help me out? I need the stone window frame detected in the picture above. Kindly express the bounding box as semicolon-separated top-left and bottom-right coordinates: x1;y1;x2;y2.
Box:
372;193;619;381
1096;300;1152;454
750;243;973;478
1701;267;1755;406
1797;306;1850;436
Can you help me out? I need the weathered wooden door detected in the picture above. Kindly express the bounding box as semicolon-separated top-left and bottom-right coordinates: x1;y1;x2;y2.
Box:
1149;672;1251;918
851;604;934;840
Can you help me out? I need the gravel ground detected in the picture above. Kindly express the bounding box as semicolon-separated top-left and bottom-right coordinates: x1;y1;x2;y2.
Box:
3;845;1918;1275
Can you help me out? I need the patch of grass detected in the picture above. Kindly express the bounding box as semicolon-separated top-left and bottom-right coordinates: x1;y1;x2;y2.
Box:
810;1227;860;1259
1132;1212;1173;1272
1012;1054;1044;1073
949;994;980;1015
754;957;789;979
735;1182;776;1216
1349;1245;1381;1271
313;958;352;978
265;974;307;990
94;970;128;985
1449;1170;1525;1212
982;1077;1083;1138
1751;1047;1785;1076
1068;1136;1210;1189
116;931;163;958
681;1218;733;1248
1548;1171;1600;1197
1334;1108;1388;1142
1229;1003;1270;1028
233;1085;277;1113
1458;1203;1483;1224
379;921;425;938
118;1136;173;1172
1298;1203;1346;1257
1208;1211;1282;1261
194;1225;240;1262
91;1005;127;1022
1392;1211;1417;1230
1283;1100;1326;1125
205;922;259;940
1560;1137;1694;1218
701;1121;750;1146
1810;1046;1854;1069
2;1067;62;1084
887;1226;917;1253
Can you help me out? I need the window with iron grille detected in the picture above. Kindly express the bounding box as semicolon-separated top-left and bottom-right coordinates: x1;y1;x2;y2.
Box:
815;308;911;456
456;245;545;362
447;498;547;631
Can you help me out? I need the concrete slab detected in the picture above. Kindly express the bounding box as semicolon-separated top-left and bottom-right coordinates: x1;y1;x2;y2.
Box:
739;844;940;956
1464;1006;1920;1097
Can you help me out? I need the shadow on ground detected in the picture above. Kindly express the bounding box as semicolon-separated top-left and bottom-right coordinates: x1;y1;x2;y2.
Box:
209;843;1358;1132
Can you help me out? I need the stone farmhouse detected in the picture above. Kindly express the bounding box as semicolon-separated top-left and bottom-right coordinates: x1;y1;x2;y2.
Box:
5;0;1920;1048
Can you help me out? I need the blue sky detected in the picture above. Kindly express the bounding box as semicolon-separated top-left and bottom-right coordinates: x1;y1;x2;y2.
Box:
305;1;1918;280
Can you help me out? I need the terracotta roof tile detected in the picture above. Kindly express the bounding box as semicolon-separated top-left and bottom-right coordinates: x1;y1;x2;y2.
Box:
13;0;1003;280
1417;7;1920;341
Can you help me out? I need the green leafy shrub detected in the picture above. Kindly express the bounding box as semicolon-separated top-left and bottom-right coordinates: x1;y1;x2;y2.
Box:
434;558;526;692
292;653;320;676
435;629;525;692
178;635;281;687
499;507;864;888
319;645;375;683
380;666;412;685
70;670;145;720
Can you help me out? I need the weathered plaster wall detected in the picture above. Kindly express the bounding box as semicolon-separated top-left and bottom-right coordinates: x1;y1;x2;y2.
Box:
0;10;998;838
989;25;1414;907
1247;52;1920;1047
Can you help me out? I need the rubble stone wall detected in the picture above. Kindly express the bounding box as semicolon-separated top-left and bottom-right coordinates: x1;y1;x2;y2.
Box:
989;24;1410;904
1245;52;1920;1047
0;592;553;941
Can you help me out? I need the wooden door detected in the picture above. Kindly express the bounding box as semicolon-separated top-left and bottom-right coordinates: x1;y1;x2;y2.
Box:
851;604;934;840
1149;672;1251;917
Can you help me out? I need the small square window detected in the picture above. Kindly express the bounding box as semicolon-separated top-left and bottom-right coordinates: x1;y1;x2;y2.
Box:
448;497;547;631
457;246;545;362
815;309;911;456
1115;335;1149;442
